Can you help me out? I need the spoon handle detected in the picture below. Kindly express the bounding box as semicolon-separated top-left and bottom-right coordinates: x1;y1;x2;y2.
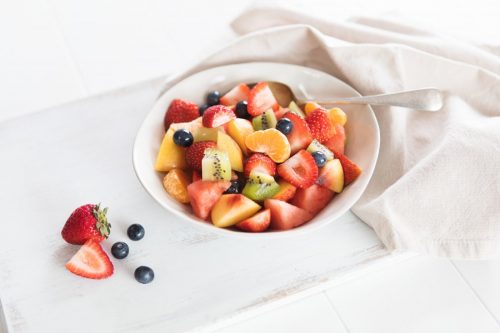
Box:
313;88;444;112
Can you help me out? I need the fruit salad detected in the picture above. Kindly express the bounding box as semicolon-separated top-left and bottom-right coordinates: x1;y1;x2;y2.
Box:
154;82;362;232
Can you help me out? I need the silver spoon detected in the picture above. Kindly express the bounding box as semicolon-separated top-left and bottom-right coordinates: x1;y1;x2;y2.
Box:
267;82;444;112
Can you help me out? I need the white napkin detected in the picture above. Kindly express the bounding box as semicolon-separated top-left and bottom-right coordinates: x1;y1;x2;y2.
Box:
162;5;500;259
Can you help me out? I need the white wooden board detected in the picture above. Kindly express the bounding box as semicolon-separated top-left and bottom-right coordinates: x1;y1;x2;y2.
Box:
0;79;398;333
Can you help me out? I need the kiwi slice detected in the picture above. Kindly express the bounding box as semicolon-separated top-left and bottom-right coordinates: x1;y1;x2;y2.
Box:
193;127;219;142
307;139;334;160
247;170;275;184
288;101;306;118
242;181;280;202
202;148;232;181
252;109;277;131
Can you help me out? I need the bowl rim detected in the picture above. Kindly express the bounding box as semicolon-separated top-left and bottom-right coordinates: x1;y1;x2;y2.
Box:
133;62;380;239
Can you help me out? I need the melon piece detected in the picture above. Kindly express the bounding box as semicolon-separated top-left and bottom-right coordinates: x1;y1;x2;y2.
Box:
187;180;231;220
155;129;187;172
264;199;313;230
291;184;334;214
211;194;261;228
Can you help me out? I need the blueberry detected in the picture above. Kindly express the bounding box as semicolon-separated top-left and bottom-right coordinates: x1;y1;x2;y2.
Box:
206;91;220;106
276;118;293;135
235;101;250;118
224;180;241;194
173;129;193;147
111;242;129;259
134;266;154;284
312;151;327;167
127;224;145;241
199;103;209;116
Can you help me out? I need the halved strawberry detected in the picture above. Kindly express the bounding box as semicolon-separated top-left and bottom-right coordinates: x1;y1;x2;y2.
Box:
243;153;276;178
187;180;231;220
236;209;271;232
247;82;279;117
164;99;199;130
185;141;217;170
291;184;334;214
220;83;251;106
202;105;236;128
65;239;114;279
283;112;313;154
331;149;362;186
277;150;318;189
272;180;297;201
323;124;345;154
264;199;313;230
306;109;336;143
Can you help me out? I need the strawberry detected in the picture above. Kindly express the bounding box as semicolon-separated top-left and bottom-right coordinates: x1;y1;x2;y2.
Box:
219;83;250;106
291;184;334;214
247;82;279;117
202;105;236;128
61;204;111;245
264;199;313;230
65;239;114;279
185;141;217;170
192;170;202;182
331;149;362;186
283;112;313;154
243;153;276;178
277;150;318;189
164;99;199;130
323;124;346;154
236;209;271;232
306;109;336;143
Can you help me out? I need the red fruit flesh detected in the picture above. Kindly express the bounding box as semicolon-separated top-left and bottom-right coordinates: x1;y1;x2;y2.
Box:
243;153;277;178
236;209;271;232
185;141;217;170
187;180;231;220
247;82;279;117
306;109;336;143
291;184;334;214
220;83;250;106
283;112;313;154
274;107;289;120
331;150;362;186
264;199;313;230
65;240;114;279
277;150;318;189
164;99;199;130
192;170;202;182
323;124;346;154
202;105;236;128
61;204;110;245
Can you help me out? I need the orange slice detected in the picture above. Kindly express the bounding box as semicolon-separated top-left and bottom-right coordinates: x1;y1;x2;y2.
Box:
163;169;191;203
245;128;291;163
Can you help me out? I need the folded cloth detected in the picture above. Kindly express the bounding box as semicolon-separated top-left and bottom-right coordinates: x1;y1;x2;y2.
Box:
161;5;500;259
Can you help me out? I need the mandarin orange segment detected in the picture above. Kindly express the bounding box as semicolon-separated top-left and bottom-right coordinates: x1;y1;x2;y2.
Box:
244;128;291;163
162;169;191;203
304;102;323;116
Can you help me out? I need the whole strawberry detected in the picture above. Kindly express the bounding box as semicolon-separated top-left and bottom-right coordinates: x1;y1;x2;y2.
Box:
164;99;200;130
61;204;111;245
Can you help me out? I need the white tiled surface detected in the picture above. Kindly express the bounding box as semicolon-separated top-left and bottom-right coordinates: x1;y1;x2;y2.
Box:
1;0;499;332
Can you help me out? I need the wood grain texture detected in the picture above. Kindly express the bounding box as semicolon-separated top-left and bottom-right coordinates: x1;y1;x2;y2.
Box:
0;78;394;333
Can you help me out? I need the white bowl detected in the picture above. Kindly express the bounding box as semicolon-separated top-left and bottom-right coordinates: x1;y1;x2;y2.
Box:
133;62;379;238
